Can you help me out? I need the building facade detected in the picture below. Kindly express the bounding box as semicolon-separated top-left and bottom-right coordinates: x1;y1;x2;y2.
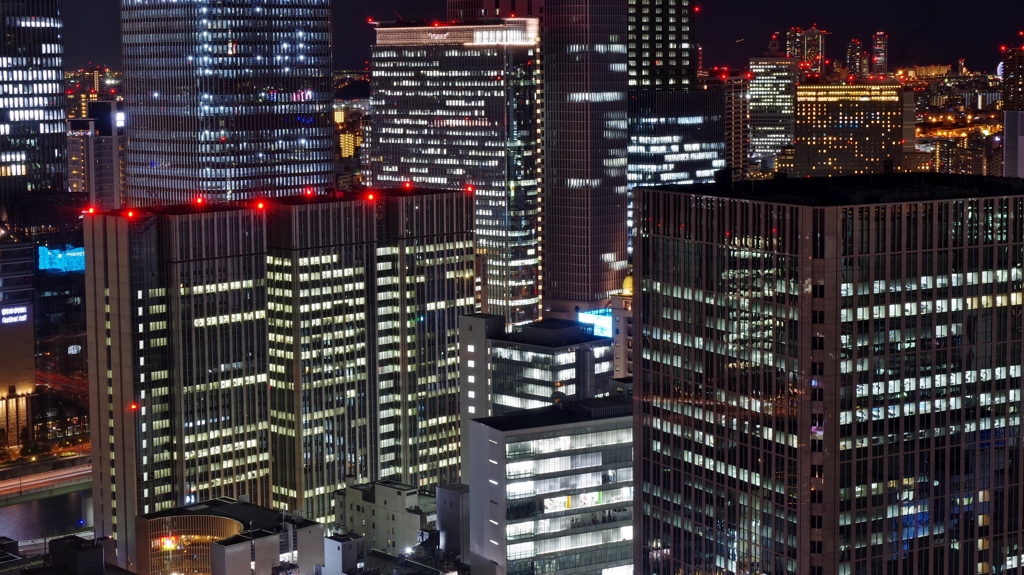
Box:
121;0;334;204
0;0;66;214
786;26;827;73
467;397;634;575
627;0;698;90
86;204;270;569
871;32;889;75
265;188;475;518
635;174;1024;575
1003;47;1024;179
67;101;125;211
459;315;614;425
749;56;799;169
0;237;35;449
448;0;544;20
367;20;541;327
338;480;437;554
788;81;905;178
543;0;629;317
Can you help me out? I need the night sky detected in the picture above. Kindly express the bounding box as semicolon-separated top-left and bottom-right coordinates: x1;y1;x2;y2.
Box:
66;0;1024;74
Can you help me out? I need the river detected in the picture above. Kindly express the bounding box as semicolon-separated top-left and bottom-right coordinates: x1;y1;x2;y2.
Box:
0;489;91;542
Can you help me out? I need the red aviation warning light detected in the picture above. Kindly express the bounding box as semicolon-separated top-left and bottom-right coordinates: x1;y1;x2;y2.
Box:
403;181;412;190
195;196;204;205
304;187;314;197
256;201;265;210
126;210;135;218
130;402;138;411
465;185;475;194
367;193;376;201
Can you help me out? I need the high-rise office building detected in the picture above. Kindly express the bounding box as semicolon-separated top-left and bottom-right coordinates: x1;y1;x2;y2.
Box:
467;397;634;575
0;0;66;215
627;0;698;90
67;101;126;211
749;55;799;169
266;188;475;518
627;90;727;188
367;19;541;327
635;173;1024;575
0;236;35;450
1002;46;1024;178
543;0;629;318
700;72;751;181
786;26;827;74
786;80;905;177
85;203;270;569
845;39;863;75
121;1;334;205
871;32;889;75
448;0;544;20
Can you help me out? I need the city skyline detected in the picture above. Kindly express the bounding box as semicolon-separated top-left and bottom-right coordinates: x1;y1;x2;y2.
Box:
65;0;1024;74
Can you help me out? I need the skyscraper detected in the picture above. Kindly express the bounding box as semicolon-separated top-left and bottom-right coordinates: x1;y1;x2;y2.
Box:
367;19;541;327
700;72;751;181
786;25;828;74
749;55;799;168
265;188;475;514
66;101;126;211
845;39;863;75
86;203;270;569
635;173;1024;575
0;0;66;216
121;1;334;205
1002;46;1024;178
627;0;699;90
543;0;629;317
871;31;889;75
786;80;905;177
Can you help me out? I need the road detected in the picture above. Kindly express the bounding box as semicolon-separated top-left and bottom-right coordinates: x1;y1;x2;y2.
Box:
0;465;91;498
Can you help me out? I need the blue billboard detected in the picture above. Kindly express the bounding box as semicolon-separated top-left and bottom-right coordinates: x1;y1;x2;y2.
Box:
38;246;86;273
578;308;613;337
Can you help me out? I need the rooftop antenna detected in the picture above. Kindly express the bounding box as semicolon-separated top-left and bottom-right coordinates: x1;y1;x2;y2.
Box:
394;10;404;20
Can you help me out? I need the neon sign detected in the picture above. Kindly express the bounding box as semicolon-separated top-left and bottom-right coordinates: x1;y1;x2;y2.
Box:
1;306;28;325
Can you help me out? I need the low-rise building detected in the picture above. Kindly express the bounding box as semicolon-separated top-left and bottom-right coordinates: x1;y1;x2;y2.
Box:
337;481;437;555
134;497;324;575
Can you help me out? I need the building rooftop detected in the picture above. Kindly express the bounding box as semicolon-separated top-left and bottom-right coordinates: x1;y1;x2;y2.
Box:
97;187;467;218
643;174;1024;207
504;319;609;347
474;396;633;433
141;496;319;533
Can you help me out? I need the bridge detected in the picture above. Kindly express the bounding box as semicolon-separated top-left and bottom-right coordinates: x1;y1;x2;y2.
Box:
0;456;91;507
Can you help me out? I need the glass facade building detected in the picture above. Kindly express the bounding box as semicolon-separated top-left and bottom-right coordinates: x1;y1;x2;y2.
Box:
121;0;333;205
367;20;541;327
543;0;629;315
86;204;270;569
871;32;889;76
1003;48;1024;179
467;397;634;575
636;174;1024;575
748;56;799;169
0;0;66;211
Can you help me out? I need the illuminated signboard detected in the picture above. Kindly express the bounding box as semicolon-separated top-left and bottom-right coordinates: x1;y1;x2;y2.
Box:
38;246;86;273
578;308;613;338
1;306;28;325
